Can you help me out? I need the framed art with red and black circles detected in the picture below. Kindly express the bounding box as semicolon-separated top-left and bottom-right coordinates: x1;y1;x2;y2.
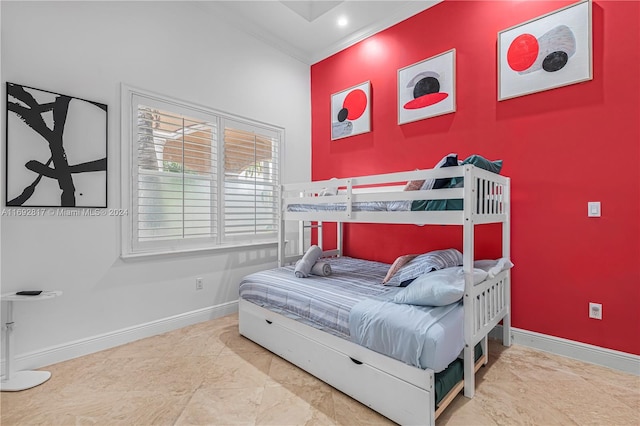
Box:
331;81;371;140
398;49;456;125
498;0;592;101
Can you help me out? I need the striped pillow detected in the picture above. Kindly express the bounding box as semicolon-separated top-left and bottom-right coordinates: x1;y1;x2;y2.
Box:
404;180;425;191
383;248;463;287
382;254;418;284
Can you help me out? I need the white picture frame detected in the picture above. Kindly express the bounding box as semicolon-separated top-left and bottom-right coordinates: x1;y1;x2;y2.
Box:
331;81;371;140
498;0;592;101
398;49;456;125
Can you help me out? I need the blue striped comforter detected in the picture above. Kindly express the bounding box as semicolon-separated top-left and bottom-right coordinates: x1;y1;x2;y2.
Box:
239;257;399;338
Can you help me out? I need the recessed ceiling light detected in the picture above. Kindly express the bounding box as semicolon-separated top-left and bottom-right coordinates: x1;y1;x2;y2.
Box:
337;16;348;27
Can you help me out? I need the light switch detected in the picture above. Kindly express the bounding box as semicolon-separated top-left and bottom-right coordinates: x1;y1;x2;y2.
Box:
588;201;601;217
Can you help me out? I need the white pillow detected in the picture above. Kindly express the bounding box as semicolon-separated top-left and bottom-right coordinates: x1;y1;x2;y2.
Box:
392;267;488;306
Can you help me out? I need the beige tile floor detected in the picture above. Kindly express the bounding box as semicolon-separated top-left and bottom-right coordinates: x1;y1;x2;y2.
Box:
1;313;638;425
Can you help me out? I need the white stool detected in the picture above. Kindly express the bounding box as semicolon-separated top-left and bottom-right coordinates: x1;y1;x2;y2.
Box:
1;291;62;391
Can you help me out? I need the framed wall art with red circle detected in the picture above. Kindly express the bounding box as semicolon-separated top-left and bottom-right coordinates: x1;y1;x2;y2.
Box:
398;49;456;125
498;0;592;101
330;81;371;140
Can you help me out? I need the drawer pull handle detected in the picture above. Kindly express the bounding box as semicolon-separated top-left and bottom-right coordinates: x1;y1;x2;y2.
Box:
265;320;273;325
350;357;363;365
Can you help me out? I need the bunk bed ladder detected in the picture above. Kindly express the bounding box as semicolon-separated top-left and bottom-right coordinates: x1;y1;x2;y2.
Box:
278;185;285;267
299;221;323;255
292;220;344;261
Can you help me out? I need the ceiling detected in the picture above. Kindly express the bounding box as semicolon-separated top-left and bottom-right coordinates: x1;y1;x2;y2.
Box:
201;1;442;65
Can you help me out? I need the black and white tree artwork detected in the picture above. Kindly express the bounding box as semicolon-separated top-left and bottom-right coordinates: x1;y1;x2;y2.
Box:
6;82;108;207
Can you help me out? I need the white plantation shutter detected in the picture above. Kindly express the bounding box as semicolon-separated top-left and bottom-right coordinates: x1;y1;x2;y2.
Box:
126;90;281;255
222;120;279;242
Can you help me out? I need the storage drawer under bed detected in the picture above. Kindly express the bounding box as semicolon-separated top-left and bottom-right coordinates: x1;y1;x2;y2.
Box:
239;299;435;425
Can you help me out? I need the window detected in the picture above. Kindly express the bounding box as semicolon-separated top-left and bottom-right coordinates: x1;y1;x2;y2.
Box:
121;87;281;256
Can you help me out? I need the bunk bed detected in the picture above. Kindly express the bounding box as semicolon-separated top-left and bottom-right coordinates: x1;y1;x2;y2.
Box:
238;162;511;425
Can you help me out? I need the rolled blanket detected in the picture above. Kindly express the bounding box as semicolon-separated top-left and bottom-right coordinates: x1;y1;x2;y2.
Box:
487;257;514;279
294;245;322;278
311;261;332;277
318;177;339;196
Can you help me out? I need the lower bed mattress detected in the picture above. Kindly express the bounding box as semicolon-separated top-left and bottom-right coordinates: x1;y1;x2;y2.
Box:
238;256;465;373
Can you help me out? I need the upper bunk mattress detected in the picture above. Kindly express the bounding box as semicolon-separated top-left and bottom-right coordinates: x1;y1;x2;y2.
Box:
239;256;464;372
286;200;410;212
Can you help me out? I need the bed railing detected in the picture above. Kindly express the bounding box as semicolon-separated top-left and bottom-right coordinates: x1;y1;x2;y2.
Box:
279;165;510;266
466;270;510;344
281;165;509;225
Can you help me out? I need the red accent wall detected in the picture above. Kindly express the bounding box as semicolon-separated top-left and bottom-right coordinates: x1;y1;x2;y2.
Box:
311;1;640;355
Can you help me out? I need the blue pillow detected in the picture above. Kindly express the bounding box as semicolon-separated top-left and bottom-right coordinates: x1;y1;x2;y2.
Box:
422;155;503;211
461;154;502;174
393;267;488;306
432;155;460;189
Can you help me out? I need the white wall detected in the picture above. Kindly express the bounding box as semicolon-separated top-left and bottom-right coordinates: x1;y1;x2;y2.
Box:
0;1;310;367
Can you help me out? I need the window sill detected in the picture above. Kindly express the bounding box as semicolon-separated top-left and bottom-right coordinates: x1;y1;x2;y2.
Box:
120;240;278;261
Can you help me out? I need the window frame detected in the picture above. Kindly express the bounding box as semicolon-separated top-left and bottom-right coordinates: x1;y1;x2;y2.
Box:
120;84;283;258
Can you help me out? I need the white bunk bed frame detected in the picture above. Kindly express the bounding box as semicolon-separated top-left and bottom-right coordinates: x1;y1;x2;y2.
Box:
239;165;511;425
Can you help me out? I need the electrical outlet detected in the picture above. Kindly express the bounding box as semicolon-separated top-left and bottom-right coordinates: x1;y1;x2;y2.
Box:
195;277;204;290
589;302;602;320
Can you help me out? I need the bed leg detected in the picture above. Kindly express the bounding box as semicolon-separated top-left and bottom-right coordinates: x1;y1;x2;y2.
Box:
463;345;475;398
502;312;512;347
481;335;489;366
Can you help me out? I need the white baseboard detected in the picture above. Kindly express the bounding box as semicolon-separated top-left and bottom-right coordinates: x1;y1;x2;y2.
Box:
490;326;640;376
5;307;638;379
2;301;238;374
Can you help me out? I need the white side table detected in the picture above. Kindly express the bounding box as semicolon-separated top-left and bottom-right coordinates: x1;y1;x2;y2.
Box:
1;290;62;391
